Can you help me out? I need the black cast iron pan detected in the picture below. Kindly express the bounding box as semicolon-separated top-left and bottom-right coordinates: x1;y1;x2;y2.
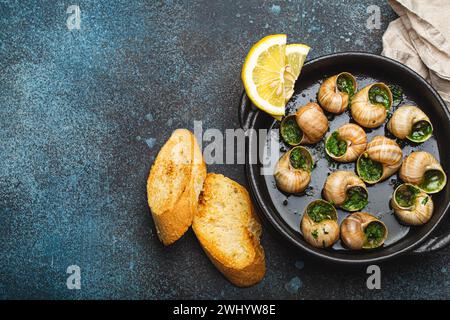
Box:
239;52;450;264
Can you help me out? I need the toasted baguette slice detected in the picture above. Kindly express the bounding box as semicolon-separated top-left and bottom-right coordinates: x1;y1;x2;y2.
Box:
147;129;206;245
193;173;266;287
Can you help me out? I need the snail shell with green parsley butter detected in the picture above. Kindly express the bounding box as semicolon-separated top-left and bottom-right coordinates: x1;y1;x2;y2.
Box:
400;151;447;194
274;146;313;194
356;136;402;184
318;72;357;114
323;171;368;212
391;183;434;225
340;212;388;250
351;83;393;128
279;114;302;146
325;123;367;162
301;199;339;248
387;105;433;143
295;102;329;144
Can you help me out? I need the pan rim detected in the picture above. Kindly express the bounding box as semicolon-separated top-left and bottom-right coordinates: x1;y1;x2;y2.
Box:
244;51;450;264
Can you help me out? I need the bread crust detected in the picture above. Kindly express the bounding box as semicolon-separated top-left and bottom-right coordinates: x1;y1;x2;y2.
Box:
193;173;266;287
147;129;206;245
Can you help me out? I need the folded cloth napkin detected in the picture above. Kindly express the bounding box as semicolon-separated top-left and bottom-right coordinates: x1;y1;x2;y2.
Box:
382;0;450;105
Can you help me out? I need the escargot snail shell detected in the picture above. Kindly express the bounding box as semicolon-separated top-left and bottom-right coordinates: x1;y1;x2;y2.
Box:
351;83;393;128
340;212;388;250
295;102;329;144
391;184;434;225
280;114;302;146
361;136;403;182
387;105;432;142
318;72;356;114
323;171;367;209
326;123;367;162
301;200;339;248
274;147;312;194
399;151;447;194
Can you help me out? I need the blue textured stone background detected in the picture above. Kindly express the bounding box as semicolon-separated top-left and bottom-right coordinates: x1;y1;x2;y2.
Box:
0;0;449;299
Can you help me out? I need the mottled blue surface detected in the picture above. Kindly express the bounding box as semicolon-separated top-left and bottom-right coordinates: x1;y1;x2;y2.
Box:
0;0;449;299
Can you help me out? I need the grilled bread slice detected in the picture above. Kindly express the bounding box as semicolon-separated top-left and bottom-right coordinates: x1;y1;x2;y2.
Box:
147;129;206;245
193;173;266;287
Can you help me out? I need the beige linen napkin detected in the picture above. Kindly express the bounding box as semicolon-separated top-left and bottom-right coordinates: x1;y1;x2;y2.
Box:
382;0;450;105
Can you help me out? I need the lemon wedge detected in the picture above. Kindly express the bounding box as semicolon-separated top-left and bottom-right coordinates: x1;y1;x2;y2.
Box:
284;44;310;102
286;44;310;79
242;34;288;117
242;35;310;118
